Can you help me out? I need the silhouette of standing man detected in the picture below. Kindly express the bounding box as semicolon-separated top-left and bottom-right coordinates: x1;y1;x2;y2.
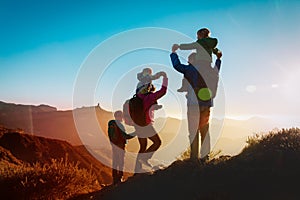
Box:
170;44;222;161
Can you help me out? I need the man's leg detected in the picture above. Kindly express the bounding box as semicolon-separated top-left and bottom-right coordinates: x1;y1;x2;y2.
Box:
189;131;199;160
187;105;200;160
200;124;209;145
199;107;211;159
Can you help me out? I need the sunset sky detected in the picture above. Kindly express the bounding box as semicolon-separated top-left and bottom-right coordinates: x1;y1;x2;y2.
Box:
1;0;300;126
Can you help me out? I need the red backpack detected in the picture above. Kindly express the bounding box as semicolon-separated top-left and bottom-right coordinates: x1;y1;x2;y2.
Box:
123;95;148;127
108;120;126;146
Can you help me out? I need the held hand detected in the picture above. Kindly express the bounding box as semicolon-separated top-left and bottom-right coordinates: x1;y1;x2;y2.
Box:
156;71;166;78
159;71;167;78
172;44;179;52
129;133;136;137
217;51;222;59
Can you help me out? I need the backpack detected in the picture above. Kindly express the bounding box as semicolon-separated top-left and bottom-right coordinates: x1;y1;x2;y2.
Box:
186;65;219;102
199;66;219;100
123;94;148;127
108;120;126;146
123;99;134;126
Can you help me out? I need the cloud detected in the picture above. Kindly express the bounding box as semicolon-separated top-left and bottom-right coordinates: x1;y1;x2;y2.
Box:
271;84;279;88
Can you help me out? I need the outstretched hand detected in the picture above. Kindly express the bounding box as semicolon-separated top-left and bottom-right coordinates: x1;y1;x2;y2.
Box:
172;44;179;53
217;51;222;59
158;71;167;78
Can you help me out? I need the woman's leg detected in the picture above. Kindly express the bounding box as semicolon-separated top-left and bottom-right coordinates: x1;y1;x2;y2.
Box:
138;137;147;153
145;133;162;154
141;133;161;168
135;137;147;172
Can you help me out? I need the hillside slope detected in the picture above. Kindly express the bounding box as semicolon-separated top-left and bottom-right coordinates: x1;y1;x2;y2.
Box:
0;126;112;184
72;128;300;200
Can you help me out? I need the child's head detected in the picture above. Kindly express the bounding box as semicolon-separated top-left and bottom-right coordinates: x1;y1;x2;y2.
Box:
197;28;210;39
142;67;152;76
114;110;123;121
137;67;153;81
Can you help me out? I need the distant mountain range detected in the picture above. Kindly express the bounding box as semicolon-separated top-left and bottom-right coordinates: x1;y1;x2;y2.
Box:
0;100;282;164
0;101;113;145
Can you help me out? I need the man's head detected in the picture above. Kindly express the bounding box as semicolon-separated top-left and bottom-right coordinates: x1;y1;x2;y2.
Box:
188;53;196;65
197;28;210;39
114;110;123;121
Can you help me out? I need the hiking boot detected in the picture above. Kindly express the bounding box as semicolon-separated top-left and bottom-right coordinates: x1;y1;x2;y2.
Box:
200;155;209;164
121;177;126;182
177;87;188;92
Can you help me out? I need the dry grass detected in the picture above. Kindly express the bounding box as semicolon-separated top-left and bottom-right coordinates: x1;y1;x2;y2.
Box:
87;127;300;200
0;157;101;200
243;127;300;155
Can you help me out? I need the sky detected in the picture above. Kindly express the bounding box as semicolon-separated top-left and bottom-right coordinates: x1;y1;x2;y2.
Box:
1;0;300;126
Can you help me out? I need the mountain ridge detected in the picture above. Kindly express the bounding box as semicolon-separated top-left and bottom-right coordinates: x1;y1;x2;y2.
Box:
0;101;113;145
0;100;281;158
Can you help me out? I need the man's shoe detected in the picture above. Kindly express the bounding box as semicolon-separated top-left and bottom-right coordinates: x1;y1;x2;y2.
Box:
200;155;209;164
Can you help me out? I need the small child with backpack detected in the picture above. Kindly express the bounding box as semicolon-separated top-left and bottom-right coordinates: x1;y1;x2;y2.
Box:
108;110;135;185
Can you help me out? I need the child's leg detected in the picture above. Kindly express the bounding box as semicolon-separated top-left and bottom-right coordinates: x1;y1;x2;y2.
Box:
177;77;188;92
112;147;120;184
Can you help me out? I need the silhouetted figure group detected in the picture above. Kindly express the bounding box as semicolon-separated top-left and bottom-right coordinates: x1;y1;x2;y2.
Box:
107;27;222;185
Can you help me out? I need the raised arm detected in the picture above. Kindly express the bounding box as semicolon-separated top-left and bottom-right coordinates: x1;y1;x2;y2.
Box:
143;73;168;107
170;52;189;74
178;41;198;50
214;51;222;72
151;73;168;100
